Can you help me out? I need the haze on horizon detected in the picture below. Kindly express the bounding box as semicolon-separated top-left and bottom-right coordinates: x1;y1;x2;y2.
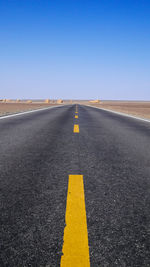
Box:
0;0;150;101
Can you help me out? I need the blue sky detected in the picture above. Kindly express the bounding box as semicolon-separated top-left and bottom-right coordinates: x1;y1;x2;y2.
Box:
0;0;150;100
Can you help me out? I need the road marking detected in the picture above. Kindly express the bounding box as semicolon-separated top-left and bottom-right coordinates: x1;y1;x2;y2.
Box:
0;105;65;120
75;115;78;119
61;175;90;267
73;124;79;133
75;111;78;114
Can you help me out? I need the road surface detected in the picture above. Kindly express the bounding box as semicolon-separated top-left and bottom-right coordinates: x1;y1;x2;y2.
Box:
0;105;150;266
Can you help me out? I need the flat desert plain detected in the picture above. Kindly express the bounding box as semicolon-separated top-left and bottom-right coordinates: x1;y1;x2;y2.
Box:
1;101;150;121
89;101;150;120
0;102;57;117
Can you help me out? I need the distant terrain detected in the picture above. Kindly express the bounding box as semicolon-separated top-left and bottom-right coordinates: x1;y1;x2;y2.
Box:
0;100;150;120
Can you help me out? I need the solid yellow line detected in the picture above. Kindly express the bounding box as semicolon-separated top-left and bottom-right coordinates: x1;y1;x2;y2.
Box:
73;124;79;133
75;115;78;119
61;175;90;267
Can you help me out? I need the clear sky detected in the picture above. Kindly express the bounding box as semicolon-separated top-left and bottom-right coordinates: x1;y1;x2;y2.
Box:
0;0;150;100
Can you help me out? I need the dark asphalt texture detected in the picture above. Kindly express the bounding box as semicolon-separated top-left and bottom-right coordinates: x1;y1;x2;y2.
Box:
0;105;150;267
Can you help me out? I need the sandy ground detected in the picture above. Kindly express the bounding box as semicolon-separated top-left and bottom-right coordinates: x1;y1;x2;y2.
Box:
1;101;150;120
88;101;150;120
0;102;58;117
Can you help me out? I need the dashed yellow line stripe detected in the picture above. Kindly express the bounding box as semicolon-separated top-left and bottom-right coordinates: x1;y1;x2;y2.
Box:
73;124;79;133
61;175;90;267
75;115;78;119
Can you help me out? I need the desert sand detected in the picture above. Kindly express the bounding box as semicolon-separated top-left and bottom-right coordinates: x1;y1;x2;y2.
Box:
88;101;150;120
0;102;57;117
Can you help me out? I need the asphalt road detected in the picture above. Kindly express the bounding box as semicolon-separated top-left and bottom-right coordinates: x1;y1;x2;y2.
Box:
0;105;150;267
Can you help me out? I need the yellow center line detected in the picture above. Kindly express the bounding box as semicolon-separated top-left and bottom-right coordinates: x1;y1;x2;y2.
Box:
61;175;90;267
73;124;79;133
75;111;78;114
75;115;78;119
